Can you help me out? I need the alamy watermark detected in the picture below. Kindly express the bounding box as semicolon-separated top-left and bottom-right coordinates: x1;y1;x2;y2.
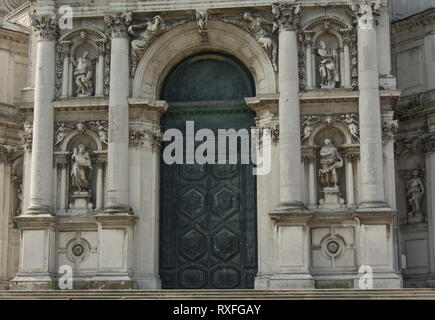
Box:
162;121;272;176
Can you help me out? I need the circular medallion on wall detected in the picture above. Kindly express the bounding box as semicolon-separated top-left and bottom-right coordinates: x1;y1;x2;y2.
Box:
66;238;90;263
321;235;345;259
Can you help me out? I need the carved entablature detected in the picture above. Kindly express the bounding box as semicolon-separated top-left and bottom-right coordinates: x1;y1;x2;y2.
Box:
129;126;163;151
56;27;109;98
303;15;355;89
54;121;108;152
301;113;360;145
30;14;59;41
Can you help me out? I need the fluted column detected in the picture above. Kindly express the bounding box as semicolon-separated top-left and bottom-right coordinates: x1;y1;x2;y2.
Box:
341;29;352;88
354;4;387;208
304;31;313;90
60;41;71;98
95;40;106;97
104;12;132;213
274;5;305;211
26;16;58;215
345;153;355;207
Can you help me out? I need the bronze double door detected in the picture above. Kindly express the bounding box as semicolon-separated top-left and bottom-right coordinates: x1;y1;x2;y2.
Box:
159;54;258;289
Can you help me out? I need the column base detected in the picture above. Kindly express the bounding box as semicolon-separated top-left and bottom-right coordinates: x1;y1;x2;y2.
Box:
10;274;55;290
268;273;315;289
133;276;162;289
104;204;133;214
273;202;308;214
25;205;53;215
354;271;402;289
357;201;390;209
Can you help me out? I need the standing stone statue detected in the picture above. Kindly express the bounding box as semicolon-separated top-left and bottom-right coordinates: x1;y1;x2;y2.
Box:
319;138;343;187
71;144;92;192
317;40;339;88
406;170;424;221
74;51;93;96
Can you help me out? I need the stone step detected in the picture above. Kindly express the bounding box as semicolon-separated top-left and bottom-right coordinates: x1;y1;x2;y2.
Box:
1;289;435;300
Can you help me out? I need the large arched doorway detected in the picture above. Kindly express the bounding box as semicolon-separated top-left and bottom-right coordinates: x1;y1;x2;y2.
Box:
159;54;257;289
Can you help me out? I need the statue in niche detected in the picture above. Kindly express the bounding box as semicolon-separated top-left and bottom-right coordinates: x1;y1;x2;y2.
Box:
406;170;424;220
341;114;359;141
301;115;321;142
318;138;343;187
128;15;188;75
73;51;93;96
317;40;339;88
71;144;92;192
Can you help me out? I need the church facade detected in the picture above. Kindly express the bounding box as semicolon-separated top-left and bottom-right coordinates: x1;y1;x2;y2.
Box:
0;0;433;290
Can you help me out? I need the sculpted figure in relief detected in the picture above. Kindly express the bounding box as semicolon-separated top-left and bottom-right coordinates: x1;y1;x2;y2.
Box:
318;40;339;88
71;144;92;192
406;170;424;215
341;114;359;141
128;15;188;75
55;123;69;146
74;51;93;96
301;115;321;142
319;139;343;187
224;13;278;72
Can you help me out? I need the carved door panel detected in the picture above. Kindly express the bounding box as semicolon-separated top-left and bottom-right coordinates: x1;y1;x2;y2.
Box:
160;160;256;289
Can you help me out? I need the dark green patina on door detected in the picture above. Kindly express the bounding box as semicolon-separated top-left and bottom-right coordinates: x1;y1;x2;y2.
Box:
159;54;258;289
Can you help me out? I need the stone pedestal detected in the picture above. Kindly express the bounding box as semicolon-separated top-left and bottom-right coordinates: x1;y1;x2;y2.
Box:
408;211;425;224
10;215;57;290
318;186;345;209
67;191;93;216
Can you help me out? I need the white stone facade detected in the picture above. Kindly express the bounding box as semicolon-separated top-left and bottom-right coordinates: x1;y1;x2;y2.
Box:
2;0;427;290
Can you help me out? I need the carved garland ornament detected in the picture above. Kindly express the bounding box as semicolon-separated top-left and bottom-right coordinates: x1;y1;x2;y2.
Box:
300;113;360;144
54;121;108;150
129;127;163;151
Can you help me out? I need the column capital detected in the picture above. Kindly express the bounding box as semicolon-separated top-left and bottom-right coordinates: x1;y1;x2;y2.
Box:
104;11;132;38
30;14;59;41
350;1;379;30
272;2;301;31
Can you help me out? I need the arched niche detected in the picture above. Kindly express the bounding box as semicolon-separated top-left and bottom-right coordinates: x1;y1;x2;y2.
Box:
312;126;348;203
57;27;108;98
303;16;353;89
61;129;102;210
308;123;351;146
132;21;276;99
